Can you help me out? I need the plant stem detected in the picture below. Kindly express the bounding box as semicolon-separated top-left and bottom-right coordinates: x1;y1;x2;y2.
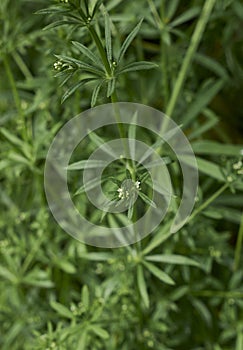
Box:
191;290;243;298
165;0;216;118
88;25;111;75
234;212;243;271
160;1;169;107
3;54;27;139
188;182;228;223
3;54;23;118
87;25;126;139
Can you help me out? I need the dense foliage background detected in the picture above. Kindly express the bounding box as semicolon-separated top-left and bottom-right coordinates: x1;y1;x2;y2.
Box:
0;0;243;349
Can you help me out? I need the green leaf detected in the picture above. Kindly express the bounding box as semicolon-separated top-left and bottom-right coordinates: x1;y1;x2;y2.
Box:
0;266;18;283
170;286;189;301
54;260;76;274
91;80;104;107
145;254;200;267
107;78;116;97
88;131;117;158
137;265;149;308
192;141;243;156
90;325;109;339
143;261;175;285
196;158;225;182
35;7;68;15
117;61;158;75
84;0;90;16
66;159;107;171
104;10;112;62
74;175;108;195
0;128;31;159
170;7;200;27
92;0;103;17
118;19;143;63
232;1;243;21
182;79;225;127
127;201;134;220
128;111;138;161
79;252;114;261
77;329;88;350
50;301;73;319
72;41;103;67
141;157;173;169
138;191;157;208
188;108;219;139
43;20;82;31
194;53;229;79
191;298;212;326
82;285;90;309
23;270;54;288
142;220;173;255
166;0;180;20
61;79;90;103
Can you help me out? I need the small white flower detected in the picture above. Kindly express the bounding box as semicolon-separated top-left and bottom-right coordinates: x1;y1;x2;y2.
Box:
135;180;141;189
117;188;124;199
233;160;242;170
227;175;233;183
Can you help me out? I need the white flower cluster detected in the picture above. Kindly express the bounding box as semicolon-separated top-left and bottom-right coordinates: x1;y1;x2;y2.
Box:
117;180;141;200
60;0;68;3
233;160;243;175
53;61;72;71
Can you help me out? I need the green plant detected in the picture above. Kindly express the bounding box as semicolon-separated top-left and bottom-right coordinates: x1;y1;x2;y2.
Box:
0;0;243;349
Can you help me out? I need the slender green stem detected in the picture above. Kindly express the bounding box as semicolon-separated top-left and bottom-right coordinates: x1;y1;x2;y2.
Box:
188;183;228;223
234;212;243;271
161;41;169;108
165;0;216;118
88;25;111;75
191;290;243;298
3;54;24;119
160;1;169;107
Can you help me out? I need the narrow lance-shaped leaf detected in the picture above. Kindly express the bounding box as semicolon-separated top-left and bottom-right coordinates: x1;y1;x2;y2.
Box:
104;9;112;62
61;79;89;104
66;159;107;171
107;78;116;97
142;220;173;255
89;325;109;340
143;261;175;285
43;20;83;31
137;264;149;308
166;0;180;20
145;254;201;267
81;285;90;309
117;61;158;75
118;19;143;63
72;41;103;67
92;0;103;17
91;80;104;107
50;301;73;319
170;6;200;27
138;191;157;208
182;79;225;127
88;130;117;158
